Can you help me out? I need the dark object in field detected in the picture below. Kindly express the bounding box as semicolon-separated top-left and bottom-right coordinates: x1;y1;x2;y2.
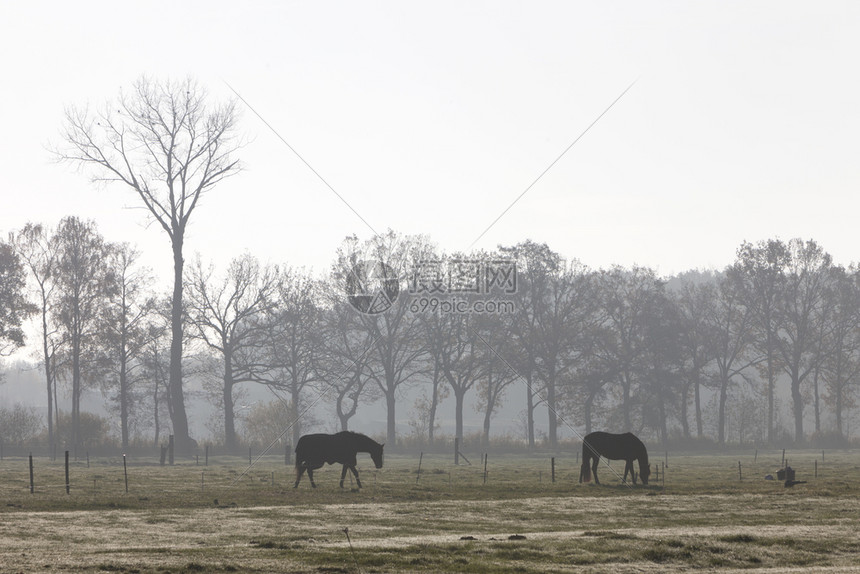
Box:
765;474;774;480
784;479;807;487
293;431;384;489
460;536;477;540
579;431;650;485
776;466;795;482
508;534;527;540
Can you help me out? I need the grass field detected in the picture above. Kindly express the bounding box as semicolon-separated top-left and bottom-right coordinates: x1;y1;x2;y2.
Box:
1;448;859;573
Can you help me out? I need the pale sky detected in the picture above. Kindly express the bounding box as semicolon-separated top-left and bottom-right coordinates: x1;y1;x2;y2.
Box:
2;1;859;291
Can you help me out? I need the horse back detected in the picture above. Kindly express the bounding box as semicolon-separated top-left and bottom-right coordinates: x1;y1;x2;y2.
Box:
295;432;356;466
583;431;645;461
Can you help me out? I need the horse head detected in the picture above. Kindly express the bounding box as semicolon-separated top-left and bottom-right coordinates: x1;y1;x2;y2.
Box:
371;443;384;469
639;461;651;485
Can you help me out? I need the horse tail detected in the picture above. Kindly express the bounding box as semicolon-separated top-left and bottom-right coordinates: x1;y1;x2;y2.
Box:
581;442;592;483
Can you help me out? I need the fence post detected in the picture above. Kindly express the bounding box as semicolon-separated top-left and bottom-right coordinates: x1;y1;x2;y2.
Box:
160;445;167;466
416;452;423;483
738;461;742;481
29;454;34;494
551;457;556;483
483;453;488;484
123;454;129;493
65;450;70;494
454;438;459;465
168;435;174;466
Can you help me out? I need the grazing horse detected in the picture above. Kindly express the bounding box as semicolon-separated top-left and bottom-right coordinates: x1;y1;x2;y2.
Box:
579;431;650;485
293;431;384;489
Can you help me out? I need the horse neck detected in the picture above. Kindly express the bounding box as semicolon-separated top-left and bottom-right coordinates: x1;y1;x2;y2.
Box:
637;444;649;466
352;433;378;453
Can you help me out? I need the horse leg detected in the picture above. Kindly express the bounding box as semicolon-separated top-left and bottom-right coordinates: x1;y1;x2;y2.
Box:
307;467;316;488
592;457;600;485
294;465;305;488
350;465;362;488
340;465;349;488
623;460;634;484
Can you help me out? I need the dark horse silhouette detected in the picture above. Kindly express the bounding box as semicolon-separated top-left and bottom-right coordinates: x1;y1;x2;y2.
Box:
579;431;650;485
293;431;384;489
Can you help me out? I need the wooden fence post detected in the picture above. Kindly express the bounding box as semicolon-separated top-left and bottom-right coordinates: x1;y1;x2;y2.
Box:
483;453;488;484
65;450;70;494
416;452;423;483
123;454;129;493
29;454;34;494
551;457;556;483
738;461;742;481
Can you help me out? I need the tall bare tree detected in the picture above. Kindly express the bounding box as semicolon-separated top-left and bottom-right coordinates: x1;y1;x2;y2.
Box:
58;76;242;450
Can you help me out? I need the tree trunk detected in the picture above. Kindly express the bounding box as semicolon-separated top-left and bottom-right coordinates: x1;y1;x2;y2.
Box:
718;375;728;444
546;372;558;450
223;351;236;449
694;372;703;437
680;380;690;439
454;387;465;442
525;374;535;448
428;362;441;446
291;384;301;449
386;389;396;446
766;343;775;443
169;238;190;452
813;365;821;434
120;342;129;450
791;376;804;443
42;306;54;448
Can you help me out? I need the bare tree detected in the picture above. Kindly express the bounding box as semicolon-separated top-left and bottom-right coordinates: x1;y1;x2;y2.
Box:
822;265;860;438
53;217;110;450
671;273;719;438
732;239;789;442
775;239;834;441
333;231;434;446
0;239;34;359
100;243;156;449
9;224;59;445
320;300;379;432
58;76;242;451
262;268;323;448
185;254;278;449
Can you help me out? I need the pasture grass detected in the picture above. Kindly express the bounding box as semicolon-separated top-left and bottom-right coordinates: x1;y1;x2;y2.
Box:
0;448;859;572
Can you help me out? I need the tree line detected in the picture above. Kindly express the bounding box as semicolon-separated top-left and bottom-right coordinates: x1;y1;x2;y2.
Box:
1;225;858;450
